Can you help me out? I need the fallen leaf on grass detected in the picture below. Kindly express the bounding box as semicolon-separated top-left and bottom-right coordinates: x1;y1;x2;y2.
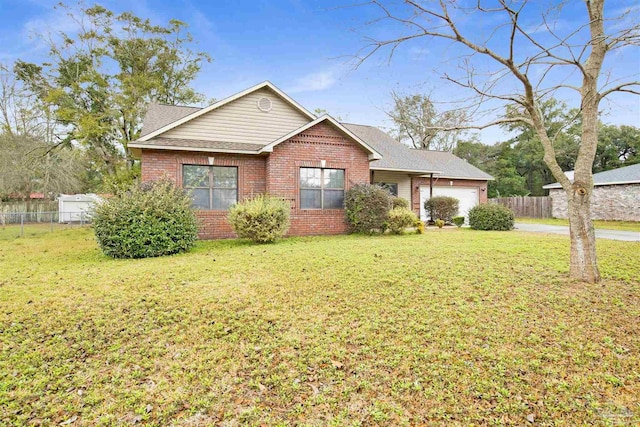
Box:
59;415;77;425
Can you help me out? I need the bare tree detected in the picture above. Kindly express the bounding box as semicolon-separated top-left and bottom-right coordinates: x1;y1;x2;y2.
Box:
387;91;467;151
358;0;640;283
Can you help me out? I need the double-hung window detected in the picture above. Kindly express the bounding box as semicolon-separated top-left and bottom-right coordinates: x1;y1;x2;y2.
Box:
300;167;345;209
183;165;238;210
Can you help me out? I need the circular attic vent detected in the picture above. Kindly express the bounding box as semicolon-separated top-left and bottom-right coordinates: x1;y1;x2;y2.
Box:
257;97;273;112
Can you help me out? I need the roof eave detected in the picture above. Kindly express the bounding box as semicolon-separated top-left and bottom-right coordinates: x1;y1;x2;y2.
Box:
435;175;495;181
544;179;640;189
128;142;262;155
370;166;443;174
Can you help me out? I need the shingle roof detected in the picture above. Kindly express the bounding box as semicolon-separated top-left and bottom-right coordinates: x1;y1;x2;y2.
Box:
543;163;640;189
131;138;264;152
140;104;202;137
343;123;493;180
342;123;440;173
410;149;495;180
137;105;493;181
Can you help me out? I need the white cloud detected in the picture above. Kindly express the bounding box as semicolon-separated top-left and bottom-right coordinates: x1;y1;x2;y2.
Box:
286;70;338;94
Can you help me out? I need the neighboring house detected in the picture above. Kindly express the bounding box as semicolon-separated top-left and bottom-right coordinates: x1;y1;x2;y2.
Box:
130;82;493;239
543;163;640;221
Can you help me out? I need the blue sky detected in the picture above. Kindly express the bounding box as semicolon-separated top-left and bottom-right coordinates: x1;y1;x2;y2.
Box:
1;0;638;144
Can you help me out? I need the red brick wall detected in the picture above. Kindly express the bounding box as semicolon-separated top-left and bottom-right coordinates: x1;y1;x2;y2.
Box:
140;121;371;239
410;177;489;214
267;121;370;236
141;149;266;239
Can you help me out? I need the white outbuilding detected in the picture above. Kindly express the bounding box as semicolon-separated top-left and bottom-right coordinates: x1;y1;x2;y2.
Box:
57;194;102;223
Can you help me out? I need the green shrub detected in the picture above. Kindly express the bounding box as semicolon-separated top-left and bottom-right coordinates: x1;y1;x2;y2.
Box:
392;197;410;209
424;196;459;222
345;184;393;234
452;216;465;228
387;207;418;234
435;219;445;228
228;194;290;243
93;179;198;259
468;203;515;231
414;219;425;234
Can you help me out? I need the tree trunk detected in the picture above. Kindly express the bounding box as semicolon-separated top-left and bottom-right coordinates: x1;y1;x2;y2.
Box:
566;185;601;283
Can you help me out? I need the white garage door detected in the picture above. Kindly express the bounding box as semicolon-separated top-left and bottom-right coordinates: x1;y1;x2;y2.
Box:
420;186;479;222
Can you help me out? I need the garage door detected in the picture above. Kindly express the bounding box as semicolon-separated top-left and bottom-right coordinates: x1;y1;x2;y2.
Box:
420;186;479;222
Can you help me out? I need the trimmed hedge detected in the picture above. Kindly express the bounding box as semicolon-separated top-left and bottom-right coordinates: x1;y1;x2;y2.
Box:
228;194;290;243
424;196;459;222
93;179;198;259
387;207;418;234
468;203;515;231
345;184;393;234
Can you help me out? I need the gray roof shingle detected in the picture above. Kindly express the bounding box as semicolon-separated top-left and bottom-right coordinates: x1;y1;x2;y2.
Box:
137;105;493;181
342;123;440;173
543;163;640;189
140;104;202;137
344;123;493;180
410;149;495;180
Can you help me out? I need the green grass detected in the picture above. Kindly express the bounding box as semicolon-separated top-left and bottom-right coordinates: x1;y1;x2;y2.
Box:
1;228;639;426
516;217;640;232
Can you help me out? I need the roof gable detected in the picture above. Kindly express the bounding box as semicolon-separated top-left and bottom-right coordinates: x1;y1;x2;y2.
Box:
137;81;316;144
260;116;382;160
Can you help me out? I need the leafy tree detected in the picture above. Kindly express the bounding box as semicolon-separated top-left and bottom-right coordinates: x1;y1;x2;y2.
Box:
387;92;467;151
594;125;640;172
454;138;527;197
14;2;210;176
502;99;581;195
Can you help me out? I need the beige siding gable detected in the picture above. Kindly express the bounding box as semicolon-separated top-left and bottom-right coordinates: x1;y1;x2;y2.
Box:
162;88;311;145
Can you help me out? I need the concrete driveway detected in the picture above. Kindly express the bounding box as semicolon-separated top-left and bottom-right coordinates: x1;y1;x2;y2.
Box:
515;223;640;242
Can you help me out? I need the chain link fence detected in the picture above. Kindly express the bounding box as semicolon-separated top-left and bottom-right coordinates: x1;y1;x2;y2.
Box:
0;211;92;239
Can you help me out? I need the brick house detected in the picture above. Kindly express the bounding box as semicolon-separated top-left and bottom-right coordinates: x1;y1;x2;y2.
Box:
543;163;640;221
130;82;493;239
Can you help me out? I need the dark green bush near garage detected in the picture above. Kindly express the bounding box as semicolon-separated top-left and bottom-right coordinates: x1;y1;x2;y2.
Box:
468;203;515;231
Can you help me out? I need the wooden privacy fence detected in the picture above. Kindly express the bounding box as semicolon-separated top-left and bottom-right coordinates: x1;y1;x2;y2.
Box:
489;196;552;218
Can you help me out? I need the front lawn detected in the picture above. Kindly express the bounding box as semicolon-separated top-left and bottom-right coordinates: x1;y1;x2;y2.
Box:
517;217;640;232
1;229;638;426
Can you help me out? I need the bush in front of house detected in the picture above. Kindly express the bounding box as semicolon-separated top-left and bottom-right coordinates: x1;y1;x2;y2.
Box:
93;179;198;259
387;207;418;234
435;219;445;228
228;194;290;243
424;196;459;223
452;216;465;228
414;219;425;234
468;203;515;231
392;197;410;209
345;184;394;234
